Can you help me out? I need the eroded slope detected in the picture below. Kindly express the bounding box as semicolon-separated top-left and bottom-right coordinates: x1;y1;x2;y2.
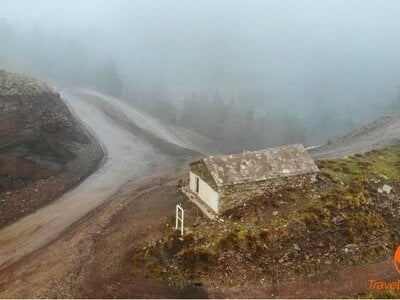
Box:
0;70;103;228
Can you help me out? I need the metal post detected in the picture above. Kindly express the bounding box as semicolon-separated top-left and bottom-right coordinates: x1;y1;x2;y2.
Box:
181;208;184;236
175;204;184;236
175;204;178;230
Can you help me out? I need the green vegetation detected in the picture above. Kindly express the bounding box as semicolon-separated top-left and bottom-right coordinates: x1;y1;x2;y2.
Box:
132;145;400;288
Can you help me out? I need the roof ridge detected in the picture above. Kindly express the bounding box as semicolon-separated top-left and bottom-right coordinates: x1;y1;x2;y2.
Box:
205;143;305;161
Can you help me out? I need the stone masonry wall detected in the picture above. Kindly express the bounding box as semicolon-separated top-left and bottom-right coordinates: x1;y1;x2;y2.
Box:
218;173;317;213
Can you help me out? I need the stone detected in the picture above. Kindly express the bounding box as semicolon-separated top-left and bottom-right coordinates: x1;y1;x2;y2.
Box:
382;184;392;194
332;215;344;224
378;188;383;194
189;144;319;215
343;243;357;253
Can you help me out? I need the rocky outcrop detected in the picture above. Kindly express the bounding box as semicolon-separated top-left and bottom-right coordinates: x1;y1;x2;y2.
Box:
0;70;103;227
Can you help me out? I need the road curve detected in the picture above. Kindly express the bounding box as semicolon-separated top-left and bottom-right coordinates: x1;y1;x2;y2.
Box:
0;88;201;271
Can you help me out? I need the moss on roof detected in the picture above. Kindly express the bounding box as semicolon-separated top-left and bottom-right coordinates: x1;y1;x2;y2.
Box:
200;144;319;187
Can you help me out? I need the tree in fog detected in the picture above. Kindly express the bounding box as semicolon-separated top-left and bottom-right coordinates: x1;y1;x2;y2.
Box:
94;61;124;97
391;85;400;111
0;19;16;69
177;91;300;153
124;80;178;125
278;112;308;146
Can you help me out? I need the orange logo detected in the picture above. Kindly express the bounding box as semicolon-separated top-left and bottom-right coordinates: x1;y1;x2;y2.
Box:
394;245;400;275
367;246;400;290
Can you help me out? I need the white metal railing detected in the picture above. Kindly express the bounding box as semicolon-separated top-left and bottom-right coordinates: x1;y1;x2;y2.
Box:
175;204;184;236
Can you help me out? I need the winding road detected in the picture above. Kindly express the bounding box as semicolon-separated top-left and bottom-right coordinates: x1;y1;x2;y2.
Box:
0;88;203;271
1;87;400;297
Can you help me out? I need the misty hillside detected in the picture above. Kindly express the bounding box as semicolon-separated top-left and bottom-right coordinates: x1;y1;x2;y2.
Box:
2;1;400;299
2;0;400;152
0;69;103;227
133;144;400;299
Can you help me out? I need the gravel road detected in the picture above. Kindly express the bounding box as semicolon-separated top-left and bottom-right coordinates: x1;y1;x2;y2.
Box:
0;88;203;271
310;112;400;159
1;88;400;297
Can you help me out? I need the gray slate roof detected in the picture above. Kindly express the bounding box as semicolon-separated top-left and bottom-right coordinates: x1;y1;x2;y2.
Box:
201;144;319;187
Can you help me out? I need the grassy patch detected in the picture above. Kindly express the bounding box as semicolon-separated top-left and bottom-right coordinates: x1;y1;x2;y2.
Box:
131;144;400;288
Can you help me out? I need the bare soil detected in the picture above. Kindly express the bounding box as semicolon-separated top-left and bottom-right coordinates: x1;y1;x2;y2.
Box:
0;132;103;229
129;146;400;298
0;70;104;229
0;171;207;298
215;257;396;298
0;167;397;299
0;87;208;298
2;84;400;298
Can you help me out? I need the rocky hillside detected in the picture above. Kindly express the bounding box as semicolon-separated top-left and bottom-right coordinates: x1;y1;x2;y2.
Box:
0;70;103;228
132;144;400;297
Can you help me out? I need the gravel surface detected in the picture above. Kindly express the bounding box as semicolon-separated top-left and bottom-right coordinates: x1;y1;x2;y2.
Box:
0;88;204;272
310;112;400;159
1;89;400;297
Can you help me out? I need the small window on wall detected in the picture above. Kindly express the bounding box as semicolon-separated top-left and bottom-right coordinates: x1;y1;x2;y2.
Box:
196;177;200;193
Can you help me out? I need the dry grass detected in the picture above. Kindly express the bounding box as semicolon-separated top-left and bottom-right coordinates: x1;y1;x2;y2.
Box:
132;144;400;287
0;69;51;97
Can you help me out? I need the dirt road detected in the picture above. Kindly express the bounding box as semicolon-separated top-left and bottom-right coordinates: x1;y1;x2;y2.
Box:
0;171;208;298
2;91;400;297
311;112;400;158
0;88;204;272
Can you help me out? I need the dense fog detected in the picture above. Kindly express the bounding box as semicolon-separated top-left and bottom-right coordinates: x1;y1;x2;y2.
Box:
1;0;400;153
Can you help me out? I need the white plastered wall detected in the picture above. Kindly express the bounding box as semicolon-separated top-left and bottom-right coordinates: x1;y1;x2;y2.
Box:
189;171;219;214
